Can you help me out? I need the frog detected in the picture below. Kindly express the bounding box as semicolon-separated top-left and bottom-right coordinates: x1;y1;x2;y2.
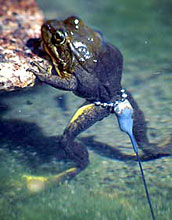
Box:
29;16;171;179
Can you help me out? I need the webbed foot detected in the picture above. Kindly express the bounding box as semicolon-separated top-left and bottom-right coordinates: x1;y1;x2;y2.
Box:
22;167;77;193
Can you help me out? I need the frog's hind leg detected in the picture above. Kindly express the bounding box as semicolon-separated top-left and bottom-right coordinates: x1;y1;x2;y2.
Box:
22;101;109;192
127;91;172;158
60;102;110;172
22;102;110;192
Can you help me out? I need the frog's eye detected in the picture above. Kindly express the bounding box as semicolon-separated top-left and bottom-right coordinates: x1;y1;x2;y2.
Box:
65;16;83;30
54;30;66;44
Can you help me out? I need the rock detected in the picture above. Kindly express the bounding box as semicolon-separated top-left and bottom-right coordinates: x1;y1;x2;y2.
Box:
0;0;47;91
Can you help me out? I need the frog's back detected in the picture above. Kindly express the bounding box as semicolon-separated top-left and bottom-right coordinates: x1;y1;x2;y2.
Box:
95;43;123;91
74;43;123;102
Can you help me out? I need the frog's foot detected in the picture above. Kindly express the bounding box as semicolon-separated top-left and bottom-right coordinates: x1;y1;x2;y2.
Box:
28;61;71;80
22;167;77;193
22;175;48;193
27;61;53;78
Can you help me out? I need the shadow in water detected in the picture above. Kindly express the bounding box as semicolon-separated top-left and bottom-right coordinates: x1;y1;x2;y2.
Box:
0;118;67;169
79;136;172;162
80;136;135;161
0;116;171;173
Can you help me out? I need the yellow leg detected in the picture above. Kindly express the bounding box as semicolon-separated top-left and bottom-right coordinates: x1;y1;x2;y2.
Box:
70;103;95;123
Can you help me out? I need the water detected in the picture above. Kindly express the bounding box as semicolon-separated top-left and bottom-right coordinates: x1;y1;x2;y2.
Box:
0;0;172;219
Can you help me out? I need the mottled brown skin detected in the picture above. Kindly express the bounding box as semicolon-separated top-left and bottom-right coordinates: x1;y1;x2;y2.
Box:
30;16;169;175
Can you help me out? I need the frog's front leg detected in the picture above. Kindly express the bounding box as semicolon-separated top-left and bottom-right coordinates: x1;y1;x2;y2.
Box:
28;62;78;91
60;102;110;171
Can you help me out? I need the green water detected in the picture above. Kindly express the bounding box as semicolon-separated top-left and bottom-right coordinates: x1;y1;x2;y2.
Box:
0;0;172;219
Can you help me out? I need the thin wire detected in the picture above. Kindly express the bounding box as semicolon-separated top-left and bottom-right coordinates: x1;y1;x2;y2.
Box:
130;135;156;220
136;152;155;220
98;96;156;219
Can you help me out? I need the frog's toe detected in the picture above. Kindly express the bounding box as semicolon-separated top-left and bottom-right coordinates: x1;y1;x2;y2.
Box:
30;61;53;77
31;61;47;73
27;65;50;82
26;67;40;77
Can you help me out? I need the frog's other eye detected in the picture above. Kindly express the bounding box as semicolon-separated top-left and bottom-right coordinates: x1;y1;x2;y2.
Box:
54;30;66;44
65;16;83;30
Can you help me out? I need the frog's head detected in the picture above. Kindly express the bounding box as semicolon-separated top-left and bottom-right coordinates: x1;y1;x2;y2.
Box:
41;16;103;76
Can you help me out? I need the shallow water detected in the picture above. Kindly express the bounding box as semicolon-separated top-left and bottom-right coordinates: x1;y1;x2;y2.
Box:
0;0;172;219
